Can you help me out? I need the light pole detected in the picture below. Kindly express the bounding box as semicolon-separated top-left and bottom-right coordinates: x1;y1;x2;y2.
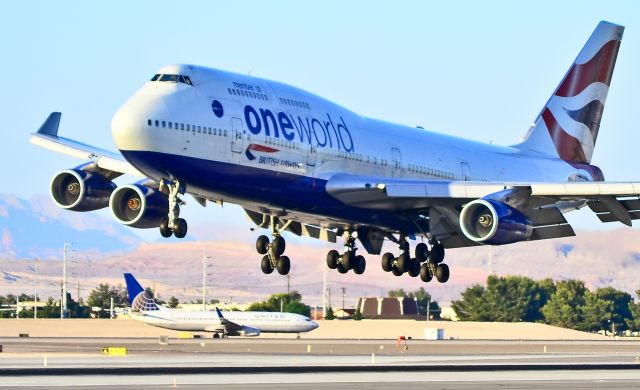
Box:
61;243;72;318
202;246;212;311
34;257;38;319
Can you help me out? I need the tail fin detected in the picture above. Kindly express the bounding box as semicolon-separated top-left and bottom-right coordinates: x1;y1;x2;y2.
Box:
123;273;160;311
515;21;624;164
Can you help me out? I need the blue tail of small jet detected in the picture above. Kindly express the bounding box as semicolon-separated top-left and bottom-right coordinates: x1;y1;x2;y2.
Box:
123;273;160;311
124;273;144;305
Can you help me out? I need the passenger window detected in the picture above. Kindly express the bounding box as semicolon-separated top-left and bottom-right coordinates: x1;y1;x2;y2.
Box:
168;122;172;129
181;123;184;130
224;130;228;137
186;124;190;131
162;121;166;128
147;119;152;126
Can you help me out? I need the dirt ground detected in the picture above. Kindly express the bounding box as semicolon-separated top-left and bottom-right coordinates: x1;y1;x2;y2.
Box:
0;319;608;340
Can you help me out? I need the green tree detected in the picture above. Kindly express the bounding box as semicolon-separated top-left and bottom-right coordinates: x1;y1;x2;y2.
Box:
284;300;311;317
87;283;128;318
581;290;612;332
541;279;587;329
247;291;310;316
167;296;180;309
626;290;640;331
353;308;363;321
452;284;490;321
388;289;407;298
325;306;335;320
595;287;632;332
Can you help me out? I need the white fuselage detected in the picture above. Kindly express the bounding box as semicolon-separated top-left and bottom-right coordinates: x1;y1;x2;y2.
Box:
131;308;318;334
110;64;598;232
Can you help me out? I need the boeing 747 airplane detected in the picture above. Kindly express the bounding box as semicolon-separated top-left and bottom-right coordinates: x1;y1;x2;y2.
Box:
124;273;318;337
32;22;638;284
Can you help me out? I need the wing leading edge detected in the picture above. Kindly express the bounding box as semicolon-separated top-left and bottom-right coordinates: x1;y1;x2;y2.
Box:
29;112;143;177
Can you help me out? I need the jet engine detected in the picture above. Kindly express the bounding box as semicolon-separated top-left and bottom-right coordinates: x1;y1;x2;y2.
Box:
459;199;533;245
238;326;261;337
109;184;168;228
50;169;116;211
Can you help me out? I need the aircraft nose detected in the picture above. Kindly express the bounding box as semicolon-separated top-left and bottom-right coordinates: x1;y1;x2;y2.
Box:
111;88;168;152
310;320;319;330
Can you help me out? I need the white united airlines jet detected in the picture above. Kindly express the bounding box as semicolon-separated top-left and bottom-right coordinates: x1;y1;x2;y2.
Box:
124;273;318;337
31;21;639;284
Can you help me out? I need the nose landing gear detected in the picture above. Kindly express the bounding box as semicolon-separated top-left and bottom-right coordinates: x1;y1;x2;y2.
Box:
159;179;188;238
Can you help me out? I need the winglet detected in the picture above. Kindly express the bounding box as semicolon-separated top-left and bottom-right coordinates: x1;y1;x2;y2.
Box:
37;112;62;137
123;273;145;306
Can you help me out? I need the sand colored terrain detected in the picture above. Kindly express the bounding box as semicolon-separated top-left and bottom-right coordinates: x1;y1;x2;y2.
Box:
0;319;608;340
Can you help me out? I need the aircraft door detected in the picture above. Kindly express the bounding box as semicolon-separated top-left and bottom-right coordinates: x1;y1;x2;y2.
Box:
391;147;402;177
231;117;243;154
306;145;317;169
461;162;471;181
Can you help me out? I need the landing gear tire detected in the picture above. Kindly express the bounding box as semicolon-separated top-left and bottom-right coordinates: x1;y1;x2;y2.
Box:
396;253;410;274
354;255;366;275
326;250;339;269
420;263;433;282
381;253;394;272
407;259;420;277
173;218;188;239
276;256;291;275
415;243;429;262
337;263;348;274
256;235;269;255
435;263;450;283
341;251;354;270
430;242;445;264
392;267;403;276
260;255;274;274
159;217;172;238
272;236;286;257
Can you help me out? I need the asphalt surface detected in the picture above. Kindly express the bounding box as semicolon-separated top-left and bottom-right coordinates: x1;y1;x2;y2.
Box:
1;337;639;389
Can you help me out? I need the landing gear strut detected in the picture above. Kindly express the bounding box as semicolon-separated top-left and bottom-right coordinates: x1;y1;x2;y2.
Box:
326;231;366;274
256;216;291;275
381;236;450;283
158;179;188;238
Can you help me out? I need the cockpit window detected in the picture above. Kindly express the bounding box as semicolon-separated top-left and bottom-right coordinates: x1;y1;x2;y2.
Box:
151;74;193;86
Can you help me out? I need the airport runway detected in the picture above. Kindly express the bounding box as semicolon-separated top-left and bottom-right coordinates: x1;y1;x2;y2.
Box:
1;338;639;389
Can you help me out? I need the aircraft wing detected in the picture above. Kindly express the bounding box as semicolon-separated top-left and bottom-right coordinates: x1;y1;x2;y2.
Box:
29;112;143;177
326;174;640;249
214;307;243;333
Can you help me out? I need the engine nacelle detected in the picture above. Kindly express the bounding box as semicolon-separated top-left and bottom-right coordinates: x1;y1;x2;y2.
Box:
239;325;261;337
50;169;116;211
459;199;533;245
109;184;168;229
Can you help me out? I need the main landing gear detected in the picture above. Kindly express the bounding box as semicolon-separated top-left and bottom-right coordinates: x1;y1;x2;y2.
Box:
255;216;291;275
159;179;188;238
381;238;450;283
325;231;366;274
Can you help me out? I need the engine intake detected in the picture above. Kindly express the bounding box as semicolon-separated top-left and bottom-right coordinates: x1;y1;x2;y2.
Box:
50;169;116;211
460;199;533;245
109;184;168;228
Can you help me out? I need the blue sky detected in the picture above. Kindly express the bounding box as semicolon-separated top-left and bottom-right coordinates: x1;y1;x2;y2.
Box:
1;0;639;232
